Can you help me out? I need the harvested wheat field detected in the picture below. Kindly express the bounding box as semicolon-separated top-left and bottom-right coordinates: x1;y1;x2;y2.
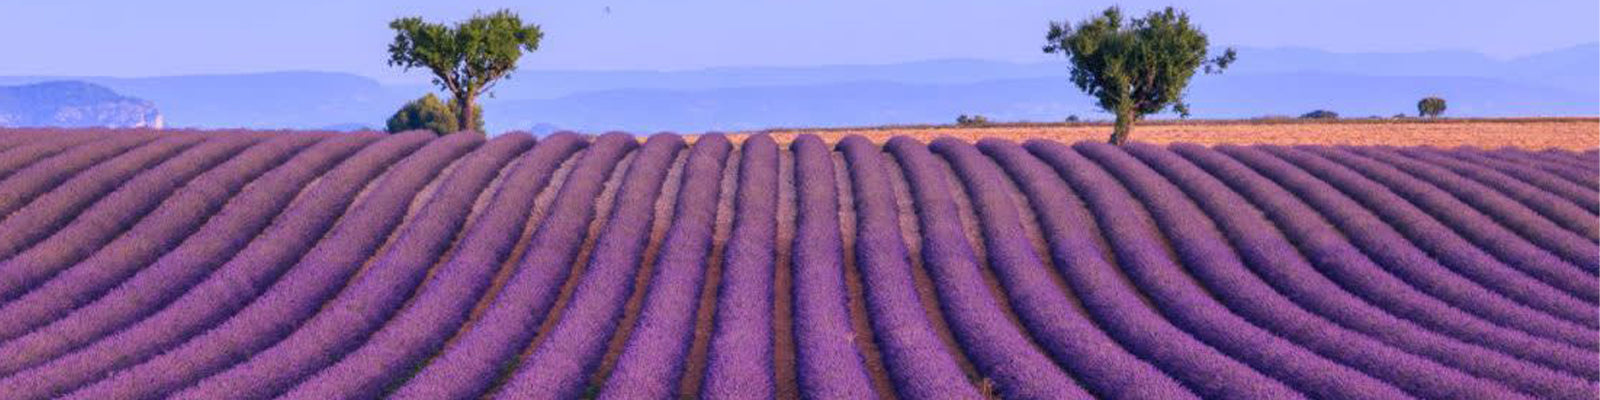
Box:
0;128;1594;399
751;117;1600;150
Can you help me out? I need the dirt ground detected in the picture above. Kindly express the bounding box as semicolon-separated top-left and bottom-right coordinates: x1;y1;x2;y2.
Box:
707;118;1600;151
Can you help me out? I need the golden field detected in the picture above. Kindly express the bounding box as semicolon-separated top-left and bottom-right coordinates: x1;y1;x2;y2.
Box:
709;117;1600;150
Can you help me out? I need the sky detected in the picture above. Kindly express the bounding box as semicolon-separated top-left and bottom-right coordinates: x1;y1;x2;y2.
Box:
2;0;1596;82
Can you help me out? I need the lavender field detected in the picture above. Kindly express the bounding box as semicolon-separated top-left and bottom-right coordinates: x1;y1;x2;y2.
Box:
0;129;1594;399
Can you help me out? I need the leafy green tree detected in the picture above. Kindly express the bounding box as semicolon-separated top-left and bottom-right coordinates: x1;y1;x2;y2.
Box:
388;9;543;133
1044;7;1236;145
1418;96;1447;118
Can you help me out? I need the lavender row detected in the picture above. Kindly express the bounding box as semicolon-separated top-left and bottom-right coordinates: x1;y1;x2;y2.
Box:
493;133;686;399
0;134;156;220
0;134;202;272
1085;142;1523;399
388;133;638;400
884;137;1090;399
1482;149;1600;191
1446;150;1599;214
0;134;99;182
1164;143;1595;399
838;136;982;399
173;134;530;399
0;134;314;341
1035;140;1398;399
986;139;1264;399
279;133;586;400
1314;146;1598;305
787;135;879;399
0;134;382;381
60;132;481;400
700;135;781;399
1396;147;1600;243
939;138;1200;399
1350;147;1598;278
0;132;434;399
1211;145;1599;378
1277;146;1597;336
599;134;732;398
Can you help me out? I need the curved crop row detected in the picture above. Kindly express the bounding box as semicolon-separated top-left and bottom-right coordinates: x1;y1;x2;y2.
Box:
1262;146;1596;342
172;134;532;399
1211;145;1598;378
839;136;981;399
61;132;483;400
0;131;1590;399
1396;147;1599;243
1162;143;1595;399
1448;150;1600;215
885;137;1089;399
0;134;382;379
1034;140;1406;399
1304;147;1598;312
936;138;1199;399
600;134;732;399
0;134;100;182
0;134;157;220
1081;142;1520;399
1483;149;1600;191
279;133;586;399
786;135;879;399
0;132;426;399
0;134;317;341
493;134;686;399
0;135;204;273
701;135;781;399
387;133;638;400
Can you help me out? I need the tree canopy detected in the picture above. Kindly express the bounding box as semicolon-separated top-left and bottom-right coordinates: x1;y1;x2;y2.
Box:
1418;96;1447;118
388;9;542;133
1045;7;1235;144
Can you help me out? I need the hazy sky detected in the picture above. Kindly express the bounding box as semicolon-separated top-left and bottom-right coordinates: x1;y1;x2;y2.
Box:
3;0;1595;81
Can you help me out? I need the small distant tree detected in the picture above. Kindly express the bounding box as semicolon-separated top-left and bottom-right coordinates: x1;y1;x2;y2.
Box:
388;9;543;133
1300;110;1339;119
1065;115;1081;122
1418;96;1447;118
956;114;991;126
1045;7;1236;145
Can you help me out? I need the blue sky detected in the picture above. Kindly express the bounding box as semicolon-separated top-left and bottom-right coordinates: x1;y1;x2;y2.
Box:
3;0;1595;82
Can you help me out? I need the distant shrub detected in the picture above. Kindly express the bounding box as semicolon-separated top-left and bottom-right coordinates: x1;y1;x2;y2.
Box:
1065;115;1081;122
956;114;991;126
1299;110;1340;120
386;94;483;135
1418;97;1447;118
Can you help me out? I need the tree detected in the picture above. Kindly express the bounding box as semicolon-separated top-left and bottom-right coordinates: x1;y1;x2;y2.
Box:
1418;96;1447;118
1299;109;1339;119
1044;7;1236;145
388;9;543;133
957;114;991;126
386;93;483;135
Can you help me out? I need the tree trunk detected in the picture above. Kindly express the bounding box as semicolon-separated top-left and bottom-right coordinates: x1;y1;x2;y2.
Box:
1108;111;1134;145
456;94;474;133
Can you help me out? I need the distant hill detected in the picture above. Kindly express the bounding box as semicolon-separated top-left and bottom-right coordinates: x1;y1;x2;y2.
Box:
1;43;1593;133
0;81;163;128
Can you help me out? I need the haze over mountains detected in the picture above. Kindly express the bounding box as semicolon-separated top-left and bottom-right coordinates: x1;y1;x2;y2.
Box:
1;43;1593;133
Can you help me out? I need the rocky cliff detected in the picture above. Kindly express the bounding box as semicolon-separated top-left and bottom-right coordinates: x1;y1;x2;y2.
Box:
0;81;163;128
